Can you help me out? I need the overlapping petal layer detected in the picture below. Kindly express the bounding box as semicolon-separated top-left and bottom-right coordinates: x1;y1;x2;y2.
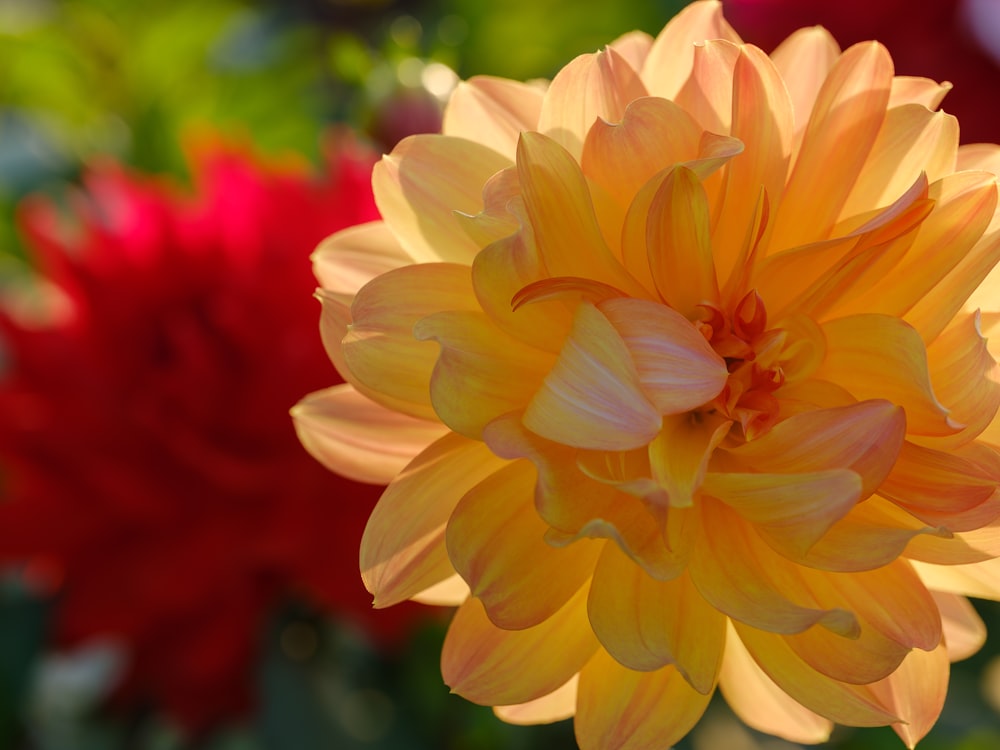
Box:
296;1;1000;747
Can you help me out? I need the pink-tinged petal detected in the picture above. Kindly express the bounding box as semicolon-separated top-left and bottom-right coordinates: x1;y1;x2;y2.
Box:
703;469;862;557
454;166;523;248
517;131;647;297
933;591;986;662
523;302;661;451
725;399;905;497
903;515;1000;566
360;433;508;607
869;643;949;749
719;622;834;744
889;76;952;109
581;97;703;210
343;262;478;421
816;315;959;436
904;174;1000;342
925;312;1000;449
317;288;354;384
312;220;413;295
608;30;653;72
911;557;1000;601
575;650;713;750
733;623;899;727
958;142;1000;174
674;40;741;135
471;225;574;355
411;573;469;606
494;676;578;725
443;76;544;160
712;44;792;284
770;42;893;252
446;460;602;630
291;385;447;484
441;587;598;706
689;498;859;637
484;413;688;581
538;48;648;160
588;543;725;693
769;26;840;154
842;106;958;221
878;441;998;531
641;0;741;100
642;166;720;316
599;297;728;413
648;412;732;511
373;134;511;264
415;310;555;439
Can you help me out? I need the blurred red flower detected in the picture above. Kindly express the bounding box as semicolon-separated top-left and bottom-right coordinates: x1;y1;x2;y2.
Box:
724;0;1000;143
0;131;423;730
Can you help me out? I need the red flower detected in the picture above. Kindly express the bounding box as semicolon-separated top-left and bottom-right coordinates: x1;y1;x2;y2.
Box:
724;0;1000;143
0;131;425;730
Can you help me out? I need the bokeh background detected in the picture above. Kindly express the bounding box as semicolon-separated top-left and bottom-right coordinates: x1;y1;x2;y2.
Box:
1;0;1000;748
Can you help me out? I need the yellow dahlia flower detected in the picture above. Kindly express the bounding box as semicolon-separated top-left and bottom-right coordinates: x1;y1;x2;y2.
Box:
293;2;1000;747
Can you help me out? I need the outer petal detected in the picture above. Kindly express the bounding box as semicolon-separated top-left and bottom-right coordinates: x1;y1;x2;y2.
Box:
446;460;602;630
932;591;986;662
523;302;661;450
911;556;1000;601
494;676;578;726
312;220;413;295
588;543;725;694
360;433;508;607
719;622;833;744
640;0;741;100
770;42;893;252
869;643;949;749
443;76;544;160
537;47;648;160
575;649;713;750
441;587;598;706
373;135;511;264
291;385;447;484
769;26;840;153
342;262;479;421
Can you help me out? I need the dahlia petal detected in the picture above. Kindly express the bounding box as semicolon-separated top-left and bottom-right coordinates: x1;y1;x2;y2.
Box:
903;516;1000;565
411;573;470;606
933;591;987;662
769;26;840;153
702;469;862;556
641;0;741;101
443;76;544;160
889;76;952;109
689;499;859;636
725;399;905;497
957;142;1000;174
360;433;508;607
494;675;578;726
719;622;834;744
575;650;713;750
648;412;732;511
598;297;728;413
343;262;478;421
869;643;949;749
817;315;958;436
454;166;523;248
904;174;1000;342
588;543;725;693
446;460;602;630
523;302;661;450
538;47;648;160
415;310;555;439
516;131;647;297
581;97;702;211
770;41;893;252
317;289;353;383
643;166;720;316
674;40;740;135
712;44;793;283
441;587;598;706
373;135;511;264
911;557;1000;601
733;623;899;727
841;106;958;220
291;385;447;484
312;220;413;295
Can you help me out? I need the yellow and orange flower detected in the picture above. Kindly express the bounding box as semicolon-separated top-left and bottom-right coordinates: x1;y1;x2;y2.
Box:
293;2;1000;747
